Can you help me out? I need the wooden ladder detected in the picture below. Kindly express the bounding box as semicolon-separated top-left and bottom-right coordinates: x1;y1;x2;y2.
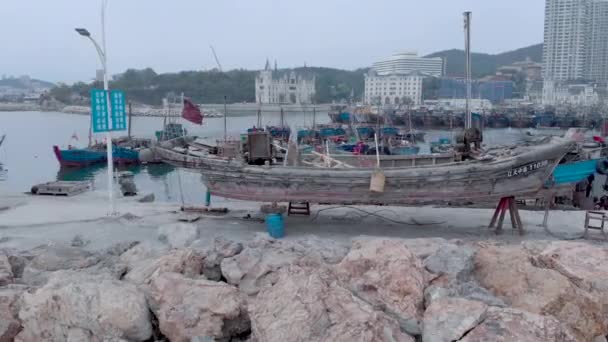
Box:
288;202;311;216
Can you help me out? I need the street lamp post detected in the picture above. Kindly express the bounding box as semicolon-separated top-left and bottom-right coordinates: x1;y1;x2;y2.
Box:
75;0;115;214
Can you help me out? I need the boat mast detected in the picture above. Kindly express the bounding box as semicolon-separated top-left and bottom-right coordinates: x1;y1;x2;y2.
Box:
464;11;472;129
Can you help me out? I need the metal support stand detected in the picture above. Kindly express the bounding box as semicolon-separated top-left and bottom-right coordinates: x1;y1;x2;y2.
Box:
488;196;524;235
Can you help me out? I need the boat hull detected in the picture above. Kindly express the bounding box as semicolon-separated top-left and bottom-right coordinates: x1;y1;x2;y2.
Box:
54;145;140;167
154;137;574;205
113;146;140;165
53;146;106;167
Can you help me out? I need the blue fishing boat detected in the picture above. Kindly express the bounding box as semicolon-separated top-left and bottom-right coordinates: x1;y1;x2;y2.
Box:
53;145;106;167
112;146;140;165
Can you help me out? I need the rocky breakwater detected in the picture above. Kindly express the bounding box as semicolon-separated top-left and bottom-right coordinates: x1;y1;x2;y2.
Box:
1;230;608;341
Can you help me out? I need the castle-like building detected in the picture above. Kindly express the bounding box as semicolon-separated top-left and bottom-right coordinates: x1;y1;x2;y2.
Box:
255;60;316;104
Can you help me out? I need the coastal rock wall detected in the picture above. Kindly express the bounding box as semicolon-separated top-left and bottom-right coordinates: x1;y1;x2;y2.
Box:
1;237;608;341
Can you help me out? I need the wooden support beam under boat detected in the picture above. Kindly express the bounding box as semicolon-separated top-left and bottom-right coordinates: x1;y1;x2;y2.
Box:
488;197;524;235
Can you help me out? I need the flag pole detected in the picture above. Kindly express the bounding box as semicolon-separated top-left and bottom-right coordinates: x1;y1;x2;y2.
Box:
223;95;227;142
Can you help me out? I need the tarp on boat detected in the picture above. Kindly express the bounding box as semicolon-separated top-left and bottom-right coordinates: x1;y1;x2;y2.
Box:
552;159;597;185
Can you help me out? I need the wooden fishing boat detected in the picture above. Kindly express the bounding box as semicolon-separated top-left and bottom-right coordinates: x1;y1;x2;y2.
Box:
154;135;575;205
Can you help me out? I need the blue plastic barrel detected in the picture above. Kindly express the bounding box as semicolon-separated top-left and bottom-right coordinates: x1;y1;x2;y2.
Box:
266;213;285;238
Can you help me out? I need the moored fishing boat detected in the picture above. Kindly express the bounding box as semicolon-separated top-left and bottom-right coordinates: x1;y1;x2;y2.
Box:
53;145;106;167
154;134;575;205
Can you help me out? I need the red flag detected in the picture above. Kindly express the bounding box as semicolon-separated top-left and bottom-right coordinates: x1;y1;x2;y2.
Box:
182;98;203;125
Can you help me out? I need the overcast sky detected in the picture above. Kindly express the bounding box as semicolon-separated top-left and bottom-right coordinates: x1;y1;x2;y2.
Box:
0;0;545;84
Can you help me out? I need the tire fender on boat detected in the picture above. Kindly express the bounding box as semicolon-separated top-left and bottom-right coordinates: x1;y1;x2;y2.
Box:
596;159;608;175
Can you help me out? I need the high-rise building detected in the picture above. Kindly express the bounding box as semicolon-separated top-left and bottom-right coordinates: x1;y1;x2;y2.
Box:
542;0;589;81
543;0;608;82
371;52;443;77
588;0;608;82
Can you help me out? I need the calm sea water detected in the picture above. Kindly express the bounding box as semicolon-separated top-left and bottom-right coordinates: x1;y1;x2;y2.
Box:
0;111;534;204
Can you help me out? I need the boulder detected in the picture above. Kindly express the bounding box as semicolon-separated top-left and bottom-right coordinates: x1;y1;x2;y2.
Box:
17;271;151;341
422;297;487;342
460;307;577;342
138;193;155;203
424;278;506;307
531;241;608;294
401;238;451;260
424;243;476;280
0;254;13;286
474;244;607;341
0;320;21;342
157;223;199;248
335;238;429;330
119;241;165;268
0;285;28;342
148;272;249;341
21;245;101;286
124;248;205;286
191;237;244;281
220;234;347;296
250;264;414;342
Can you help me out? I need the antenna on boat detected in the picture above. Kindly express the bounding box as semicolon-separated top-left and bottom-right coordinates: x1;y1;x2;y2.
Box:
464;11;472;129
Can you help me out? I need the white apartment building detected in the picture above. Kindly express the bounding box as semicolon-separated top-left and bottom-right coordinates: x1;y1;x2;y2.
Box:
588;0;608;82
255;60;315;105
372;52;443;77
543;0;608;82
364;71;423;106
542;0;589;81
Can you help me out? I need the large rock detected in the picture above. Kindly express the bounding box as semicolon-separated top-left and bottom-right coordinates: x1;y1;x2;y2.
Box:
220;234;347;296
460;307;577;342
148;272;249;341
124;248;205;286
531;241;608;294
474;244;607;341
0;285;28;342
0;254;13;286
401;238;451;260
157;223;199;248
424;277;506;307
335;238;429;331
119;241;165;268
17;271;151;341
21;245;101;286
424;243;476;280
191;237;244;281
422;297;487;342
250;264;414;342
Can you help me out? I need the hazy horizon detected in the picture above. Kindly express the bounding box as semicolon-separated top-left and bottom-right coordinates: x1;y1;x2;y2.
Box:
1;0;544;84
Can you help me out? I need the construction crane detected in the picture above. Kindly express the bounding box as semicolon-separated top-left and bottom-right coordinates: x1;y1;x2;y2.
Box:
210;45;223;72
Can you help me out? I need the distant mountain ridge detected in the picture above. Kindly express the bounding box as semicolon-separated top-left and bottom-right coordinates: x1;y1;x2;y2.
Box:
0;77;54;89
425;43;543;78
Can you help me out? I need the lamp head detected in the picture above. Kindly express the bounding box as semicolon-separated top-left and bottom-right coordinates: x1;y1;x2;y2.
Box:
75;28;90;37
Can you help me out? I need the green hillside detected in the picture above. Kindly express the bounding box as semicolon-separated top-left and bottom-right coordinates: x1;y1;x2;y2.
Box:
425;43;542;78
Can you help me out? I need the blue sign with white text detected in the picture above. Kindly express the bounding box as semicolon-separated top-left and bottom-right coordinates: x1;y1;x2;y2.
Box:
91;89;127;133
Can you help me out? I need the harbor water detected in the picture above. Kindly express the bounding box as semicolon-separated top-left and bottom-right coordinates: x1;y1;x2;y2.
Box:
0;111;542;205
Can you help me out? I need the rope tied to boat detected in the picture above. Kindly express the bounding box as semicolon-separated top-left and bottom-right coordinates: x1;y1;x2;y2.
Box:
310;205;446;226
